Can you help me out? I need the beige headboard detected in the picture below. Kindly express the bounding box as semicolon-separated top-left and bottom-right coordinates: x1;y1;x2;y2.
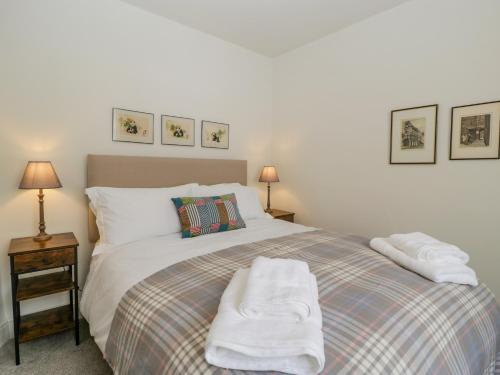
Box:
86;154;247;243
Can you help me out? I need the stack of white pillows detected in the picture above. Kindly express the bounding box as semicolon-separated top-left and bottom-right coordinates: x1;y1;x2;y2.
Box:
85;183;269;248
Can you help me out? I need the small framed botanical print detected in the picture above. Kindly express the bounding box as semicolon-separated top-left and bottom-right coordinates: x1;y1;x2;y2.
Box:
201;121;229;149
390;104;438;164
450;100;500;160
161;115;195;146
112;108;154;144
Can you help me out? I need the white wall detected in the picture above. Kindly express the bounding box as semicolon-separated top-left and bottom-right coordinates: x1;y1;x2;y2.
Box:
273;0;500;298
0;0;272;346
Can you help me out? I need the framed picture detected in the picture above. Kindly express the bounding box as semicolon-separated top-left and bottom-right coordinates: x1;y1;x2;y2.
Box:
201;121;229;149
390;104;438;164
112;108;154;144
161;115;195;146
450;100;500;160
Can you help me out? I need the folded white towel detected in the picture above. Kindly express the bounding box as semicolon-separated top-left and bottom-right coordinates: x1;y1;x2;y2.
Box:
206;269;325;375
389;232;469;264
239;256;313;322
370;238;478;286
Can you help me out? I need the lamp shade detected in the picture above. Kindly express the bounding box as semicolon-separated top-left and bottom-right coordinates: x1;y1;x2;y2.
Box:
19;161;62;189
259;166;279;183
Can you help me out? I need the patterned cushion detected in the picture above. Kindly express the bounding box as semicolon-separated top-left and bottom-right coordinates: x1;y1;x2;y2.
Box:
171;193;246;238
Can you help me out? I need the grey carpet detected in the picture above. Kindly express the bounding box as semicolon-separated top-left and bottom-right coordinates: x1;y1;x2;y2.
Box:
0;321;112;374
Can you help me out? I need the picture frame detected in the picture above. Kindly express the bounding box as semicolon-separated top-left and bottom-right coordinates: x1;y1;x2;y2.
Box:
201;121;229;149
449;100;500;160
161;115;195;147
112;108;154;144
389;104;438;164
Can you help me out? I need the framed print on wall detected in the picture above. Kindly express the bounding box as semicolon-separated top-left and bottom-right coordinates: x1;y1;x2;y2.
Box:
161;115;195;146
450;100;500;160
112;108;154;144
390;104;438;164
201;121;229;149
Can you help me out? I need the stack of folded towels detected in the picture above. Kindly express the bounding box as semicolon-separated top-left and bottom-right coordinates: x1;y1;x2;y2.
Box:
370;232;478;286
205;256;325;375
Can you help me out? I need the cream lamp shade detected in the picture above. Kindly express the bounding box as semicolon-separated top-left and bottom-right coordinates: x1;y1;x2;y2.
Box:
19;161;62;189
258;166;279;183
19;161;62;242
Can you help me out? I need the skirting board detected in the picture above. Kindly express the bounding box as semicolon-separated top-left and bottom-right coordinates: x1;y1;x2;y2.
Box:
0;320;13;348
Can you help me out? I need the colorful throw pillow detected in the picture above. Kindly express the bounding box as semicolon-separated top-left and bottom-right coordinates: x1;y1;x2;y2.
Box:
171;193;246;238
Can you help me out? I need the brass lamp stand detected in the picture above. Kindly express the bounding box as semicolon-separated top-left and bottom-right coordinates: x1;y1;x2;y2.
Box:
265;182;272;213
35;188;51;242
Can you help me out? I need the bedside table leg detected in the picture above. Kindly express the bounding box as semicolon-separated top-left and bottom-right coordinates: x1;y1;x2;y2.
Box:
10;258;20;365
74;248;80;345
69;266;73;312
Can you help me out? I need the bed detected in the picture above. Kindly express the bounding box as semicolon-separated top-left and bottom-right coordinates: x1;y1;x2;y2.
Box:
81;154;500;375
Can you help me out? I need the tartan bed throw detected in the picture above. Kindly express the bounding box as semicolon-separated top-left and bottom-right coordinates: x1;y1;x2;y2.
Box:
105;230;500;374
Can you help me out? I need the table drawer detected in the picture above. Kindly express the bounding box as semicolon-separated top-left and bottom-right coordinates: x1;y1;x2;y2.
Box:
278;214;294;222
13;247;75;273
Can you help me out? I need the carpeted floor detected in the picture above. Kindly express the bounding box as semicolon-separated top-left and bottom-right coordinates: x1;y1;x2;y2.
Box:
0;321;111;374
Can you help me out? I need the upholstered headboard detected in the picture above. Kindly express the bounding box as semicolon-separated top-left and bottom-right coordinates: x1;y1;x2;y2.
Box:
86;154;247;243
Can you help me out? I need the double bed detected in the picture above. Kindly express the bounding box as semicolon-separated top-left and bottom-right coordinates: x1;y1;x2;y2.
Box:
81;155;500;374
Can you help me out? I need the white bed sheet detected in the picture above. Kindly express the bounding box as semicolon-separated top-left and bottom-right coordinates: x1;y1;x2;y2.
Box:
80;217;315;354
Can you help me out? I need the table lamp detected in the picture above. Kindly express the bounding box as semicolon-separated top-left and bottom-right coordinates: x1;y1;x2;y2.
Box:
259;166;279;213
19;161;62;242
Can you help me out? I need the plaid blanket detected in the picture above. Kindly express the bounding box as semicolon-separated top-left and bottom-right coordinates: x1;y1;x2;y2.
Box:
105;231;500;374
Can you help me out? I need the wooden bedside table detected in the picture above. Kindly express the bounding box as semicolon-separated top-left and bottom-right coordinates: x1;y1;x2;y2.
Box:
8;232;80;365
268;209;295;223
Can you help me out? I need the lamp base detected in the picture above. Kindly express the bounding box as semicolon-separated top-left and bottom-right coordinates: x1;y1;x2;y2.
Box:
33;234;52;242
264;208;274;213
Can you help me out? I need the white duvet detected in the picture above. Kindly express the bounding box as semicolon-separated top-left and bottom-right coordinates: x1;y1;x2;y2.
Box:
80;217;314;354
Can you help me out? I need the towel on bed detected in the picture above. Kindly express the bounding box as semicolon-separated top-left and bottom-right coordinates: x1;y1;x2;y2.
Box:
370;237;478;286
239;256;313;322
389;232;469;264
205;268;325;375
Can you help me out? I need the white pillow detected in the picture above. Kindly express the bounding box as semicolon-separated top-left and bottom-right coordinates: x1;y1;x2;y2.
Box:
86;184;198;246
192;183;267;220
